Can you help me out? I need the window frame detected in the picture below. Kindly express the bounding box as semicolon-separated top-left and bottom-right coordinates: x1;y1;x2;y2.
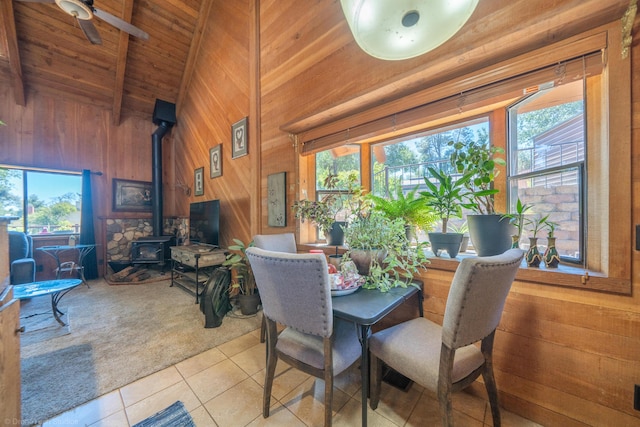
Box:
292;23;631;294
0;165;83;236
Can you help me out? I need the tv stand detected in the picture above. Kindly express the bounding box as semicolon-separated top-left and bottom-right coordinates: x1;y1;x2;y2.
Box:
170;245;226;303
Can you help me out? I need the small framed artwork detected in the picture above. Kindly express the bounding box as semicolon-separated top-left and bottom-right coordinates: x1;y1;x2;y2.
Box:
112;179;152;212
210;145;222;178
194;167;204;196
267;172;286;227
231;117;248;159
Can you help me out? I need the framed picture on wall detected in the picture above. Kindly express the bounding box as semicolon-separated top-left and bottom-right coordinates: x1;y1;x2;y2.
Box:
112;179;153;212
267;172;286;227
210;145;222;178
231;117;248;159
194;167;204;196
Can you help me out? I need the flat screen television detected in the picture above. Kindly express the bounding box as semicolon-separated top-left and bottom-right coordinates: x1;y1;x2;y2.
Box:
189;200;220;246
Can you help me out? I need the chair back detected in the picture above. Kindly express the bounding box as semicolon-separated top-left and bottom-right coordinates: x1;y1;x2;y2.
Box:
253;233;297;253
442;249;523;349
8;231;32;262
246;247;333;338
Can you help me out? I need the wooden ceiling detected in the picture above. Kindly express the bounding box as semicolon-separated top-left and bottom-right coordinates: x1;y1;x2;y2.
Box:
0;0;207;125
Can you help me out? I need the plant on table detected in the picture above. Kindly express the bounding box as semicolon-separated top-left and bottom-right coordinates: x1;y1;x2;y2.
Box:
342;197;428;292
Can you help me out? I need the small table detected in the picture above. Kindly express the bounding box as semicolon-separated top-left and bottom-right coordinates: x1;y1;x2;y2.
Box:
331;282;423;427
37;244;95;287
13;279;82;326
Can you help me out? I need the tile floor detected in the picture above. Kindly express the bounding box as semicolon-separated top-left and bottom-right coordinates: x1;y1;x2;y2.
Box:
42;328;542;427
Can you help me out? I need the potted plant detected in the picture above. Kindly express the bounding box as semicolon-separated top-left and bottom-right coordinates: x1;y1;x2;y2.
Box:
524;214;549;267
501;198;532;249
222;238;260;315
449;139;514;256
342;209;428;292
367;184;437;243
448;220;470;252
292;173;357;246
543;220;560;268
419;167;474;258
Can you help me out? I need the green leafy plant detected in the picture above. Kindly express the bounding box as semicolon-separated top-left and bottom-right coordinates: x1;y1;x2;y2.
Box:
448;220;468;234
449;140;506;214
367;185;438;235
292;173;358;236
222;238;257;295
501;198;532;241
526;214;550;239
546;219;559;238
419;167;474;233
342;210;429;292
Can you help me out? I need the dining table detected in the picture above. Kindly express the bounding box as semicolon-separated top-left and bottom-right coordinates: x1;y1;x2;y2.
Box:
331;281;423;427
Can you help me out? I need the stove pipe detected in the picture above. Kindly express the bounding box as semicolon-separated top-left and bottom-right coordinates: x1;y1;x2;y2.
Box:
151;99;177;236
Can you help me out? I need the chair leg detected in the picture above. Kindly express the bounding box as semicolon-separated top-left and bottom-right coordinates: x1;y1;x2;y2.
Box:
438;344;455;427
481;332;501;427
260;314;266;343
263;319;278;418
369;355;383;410
323;337;334;427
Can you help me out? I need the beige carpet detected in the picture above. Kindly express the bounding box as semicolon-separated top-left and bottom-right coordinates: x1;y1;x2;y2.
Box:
19;278;261;426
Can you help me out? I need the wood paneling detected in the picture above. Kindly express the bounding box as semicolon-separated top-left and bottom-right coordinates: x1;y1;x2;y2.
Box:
1;0;639;425
0;85;157;276
171;0;253;248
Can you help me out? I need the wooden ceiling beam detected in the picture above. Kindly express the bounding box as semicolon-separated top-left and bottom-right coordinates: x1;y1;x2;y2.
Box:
177;0;213;116
112;0;135;126
0;0;26;106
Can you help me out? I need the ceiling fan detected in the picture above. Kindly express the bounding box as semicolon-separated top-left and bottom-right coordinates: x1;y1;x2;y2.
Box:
16;0;149;45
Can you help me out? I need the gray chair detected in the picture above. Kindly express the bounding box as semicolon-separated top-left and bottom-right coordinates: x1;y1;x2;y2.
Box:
369;249;524;427
246;247;361;427
252;233;297;342
8;231;36;285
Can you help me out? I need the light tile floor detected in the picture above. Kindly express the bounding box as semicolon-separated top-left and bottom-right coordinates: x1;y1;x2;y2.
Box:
42;328;543;427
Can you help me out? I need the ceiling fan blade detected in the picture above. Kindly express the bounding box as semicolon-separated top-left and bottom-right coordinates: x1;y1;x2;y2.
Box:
93;7;149;40
77;17;102;44
14;0;55;3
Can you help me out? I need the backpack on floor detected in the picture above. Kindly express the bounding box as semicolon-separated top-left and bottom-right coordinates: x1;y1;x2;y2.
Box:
200;267;232;328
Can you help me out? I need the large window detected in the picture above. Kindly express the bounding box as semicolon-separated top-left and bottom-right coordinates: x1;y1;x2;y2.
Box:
292;24;630;293
313;146;360;240
0;166;83;235
507;79;585;264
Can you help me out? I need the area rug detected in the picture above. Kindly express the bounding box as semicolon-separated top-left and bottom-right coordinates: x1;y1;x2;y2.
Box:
132;401;194;427
19;299;71;344
20;278;261;426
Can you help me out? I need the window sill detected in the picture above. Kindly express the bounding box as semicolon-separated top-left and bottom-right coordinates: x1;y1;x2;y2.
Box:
425;251;630;295
297;243;630;295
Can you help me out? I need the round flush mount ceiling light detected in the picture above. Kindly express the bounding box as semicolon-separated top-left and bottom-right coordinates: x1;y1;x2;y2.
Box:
55;0;93;20
340;0;479;61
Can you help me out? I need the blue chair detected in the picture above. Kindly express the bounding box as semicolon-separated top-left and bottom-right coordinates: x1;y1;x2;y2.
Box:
8;231;36;285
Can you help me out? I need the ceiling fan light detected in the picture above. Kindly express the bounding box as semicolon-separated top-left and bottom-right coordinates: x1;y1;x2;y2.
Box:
55;0;93;20
340;0;479;61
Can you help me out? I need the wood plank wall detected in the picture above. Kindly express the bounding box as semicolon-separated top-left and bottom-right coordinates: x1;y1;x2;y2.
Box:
172;0;640;425
170;0;253;247
0;86;157;275
0;0;639;425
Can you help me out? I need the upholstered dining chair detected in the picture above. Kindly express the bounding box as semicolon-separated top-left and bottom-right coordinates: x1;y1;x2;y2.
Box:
246;247;361;427
252;233;297;343
369;248;524;427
